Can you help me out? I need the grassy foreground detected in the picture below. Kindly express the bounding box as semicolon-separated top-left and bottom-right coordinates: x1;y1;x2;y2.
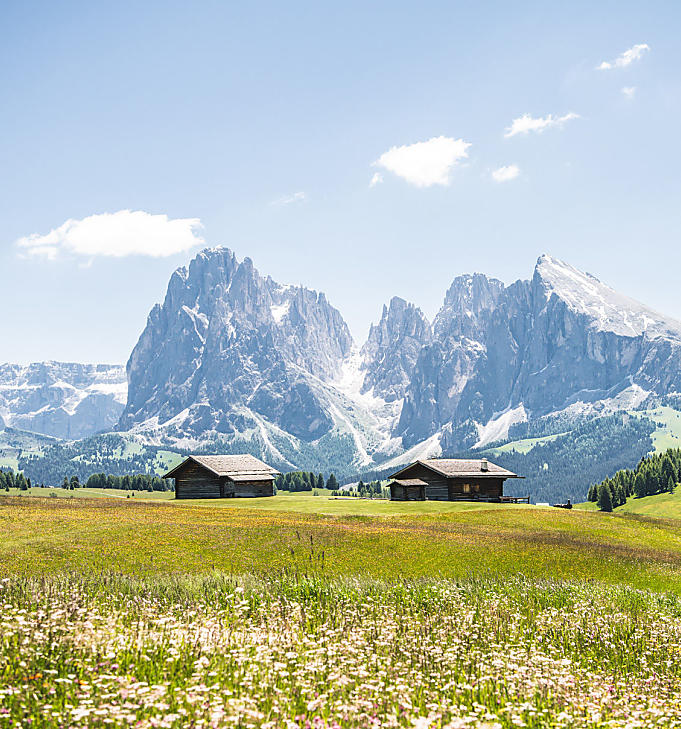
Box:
2;572;681;728
4;496;681;727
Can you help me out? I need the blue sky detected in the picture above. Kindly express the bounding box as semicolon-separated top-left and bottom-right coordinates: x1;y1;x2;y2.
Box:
1;0;680;363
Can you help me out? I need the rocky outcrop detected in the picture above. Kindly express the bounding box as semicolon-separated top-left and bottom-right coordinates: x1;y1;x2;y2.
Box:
397;255;681;448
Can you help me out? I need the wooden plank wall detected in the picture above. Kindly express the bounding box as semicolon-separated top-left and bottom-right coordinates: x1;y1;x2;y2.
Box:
174;462;221;499
234;481;274;498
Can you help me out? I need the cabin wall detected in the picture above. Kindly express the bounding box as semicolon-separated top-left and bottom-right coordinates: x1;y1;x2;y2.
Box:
174;462;221;499
390;484;405;500
393;464;449;501
447;478;504;499
390;464;506;501
234;480;274;498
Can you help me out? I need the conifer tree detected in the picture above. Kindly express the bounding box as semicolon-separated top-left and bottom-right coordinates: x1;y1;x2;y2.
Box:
634;472;646;498
597;483;613;512
668;476;676;494
326;473;338;490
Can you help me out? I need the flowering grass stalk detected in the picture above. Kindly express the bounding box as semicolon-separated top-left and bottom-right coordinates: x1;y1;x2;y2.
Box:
2;573;681;727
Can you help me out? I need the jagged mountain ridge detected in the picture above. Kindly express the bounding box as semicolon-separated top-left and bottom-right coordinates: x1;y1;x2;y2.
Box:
118;247;381;469
0;362;126;440
399;255;681;451
4;249;681;476
118;249;681;470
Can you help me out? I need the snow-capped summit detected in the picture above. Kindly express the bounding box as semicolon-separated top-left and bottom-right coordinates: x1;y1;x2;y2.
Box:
534;254;681;339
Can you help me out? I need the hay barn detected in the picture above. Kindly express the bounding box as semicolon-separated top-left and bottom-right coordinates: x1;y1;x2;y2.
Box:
164;454;280;499
388;458;521;502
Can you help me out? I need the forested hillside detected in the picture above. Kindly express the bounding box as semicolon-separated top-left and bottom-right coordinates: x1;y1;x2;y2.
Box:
490;414;655;503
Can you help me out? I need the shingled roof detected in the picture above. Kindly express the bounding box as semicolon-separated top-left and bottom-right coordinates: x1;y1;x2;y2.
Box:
164;454;280;480
390;458;518;480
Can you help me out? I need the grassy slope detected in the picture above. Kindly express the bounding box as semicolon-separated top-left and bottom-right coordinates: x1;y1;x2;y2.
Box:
3;494;681;593
487;432;564;455
3;488;508;514
631;406;681;452
577;487;681;520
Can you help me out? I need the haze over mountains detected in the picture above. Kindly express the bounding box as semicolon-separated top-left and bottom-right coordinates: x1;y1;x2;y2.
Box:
4;247;681;473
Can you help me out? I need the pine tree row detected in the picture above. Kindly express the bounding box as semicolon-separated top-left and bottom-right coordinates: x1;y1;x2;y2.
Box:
587;448;681;511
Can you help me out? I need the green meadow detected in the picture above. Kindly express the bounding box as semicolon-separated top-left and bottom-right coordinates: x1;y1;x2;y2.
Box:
4;492;681;727
2;493;681;593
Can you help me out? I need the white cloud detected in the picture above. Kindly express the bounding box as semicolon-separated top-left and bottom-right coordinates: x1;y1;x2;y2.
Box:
598;43;649;70
372;136;471;187
369;172;383;188
621;86;637;99
17;210;204;259
504;112;580;138
271;191;307;206
492;164;520;183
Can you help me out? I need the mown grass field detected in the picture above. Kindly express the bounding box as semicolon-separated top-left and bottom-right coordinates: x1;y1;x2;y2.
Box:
4;494;681;727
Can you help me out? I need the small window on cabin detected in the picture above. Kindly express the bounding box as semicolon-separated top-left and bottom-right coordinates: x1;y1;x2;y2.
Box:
473;483;480;492
463;483;471;493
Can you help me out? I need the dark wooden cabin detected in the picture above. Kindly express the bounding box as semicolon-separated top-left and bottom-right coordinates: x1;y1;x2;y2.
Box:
164;454;280;499
388;458;520;502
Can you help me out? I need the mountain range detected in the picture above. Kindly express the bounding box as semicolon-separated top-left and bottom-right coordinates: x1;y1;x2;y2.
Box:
4;248;681;478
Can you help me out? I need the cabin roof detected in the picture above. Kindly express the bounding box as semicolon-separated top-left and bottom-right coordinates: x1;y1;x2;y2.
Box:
390;478;428;487
389;458;519;480
163;454;280;480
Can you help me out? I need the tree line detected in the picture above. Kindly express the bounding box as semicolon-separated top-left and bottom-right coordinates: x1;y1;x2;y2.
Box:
275;471;340;492
587;447;681;511
0;467;173;493
331;479;387;498
84;473;174;492
0;468;37;491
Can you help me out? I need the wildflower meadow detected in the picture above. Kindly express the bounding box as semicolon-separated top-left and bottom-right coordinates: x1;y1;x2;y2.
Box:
3;496;681;727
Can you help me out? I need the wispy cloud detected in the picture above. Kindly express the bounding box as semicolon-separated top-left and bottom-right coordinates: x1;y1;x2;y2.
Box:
492;164;520;183
372;136;471;187
16;210;204;260
504;112;580;138
270;191;307;206
369;172;383;188
598;43;649;70
621;86;637;99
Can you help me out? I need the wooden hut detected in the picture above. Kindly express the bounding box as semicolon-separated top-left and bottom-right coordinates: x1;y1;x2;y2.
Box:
388;458;521;502
164;454;280;499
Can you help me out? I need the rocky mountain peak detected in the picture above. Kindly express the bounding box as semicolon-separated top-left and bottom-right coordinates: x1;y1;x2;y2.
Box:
360;297;431;402
119;247;353;443
434;272;505;339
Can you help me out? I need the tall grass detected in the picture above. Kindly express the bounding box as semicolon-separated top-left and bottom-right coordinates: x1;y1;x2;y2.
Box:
2;572;681;727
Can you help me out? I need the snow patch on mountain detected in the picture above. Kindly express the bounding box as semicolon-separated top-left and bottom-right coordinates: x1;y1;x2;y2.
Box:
270;301;290;323
475;405;528;448
379;432;443;470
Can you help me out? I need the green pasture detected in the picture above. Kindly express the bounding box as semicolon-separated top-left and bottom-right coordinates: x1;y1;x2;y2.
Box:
2;494;681;594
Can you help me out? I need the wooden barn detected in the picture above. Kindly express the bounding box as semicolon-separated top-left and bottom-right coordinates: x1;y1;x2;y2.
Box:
388;458;521;502
164;454;280;499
